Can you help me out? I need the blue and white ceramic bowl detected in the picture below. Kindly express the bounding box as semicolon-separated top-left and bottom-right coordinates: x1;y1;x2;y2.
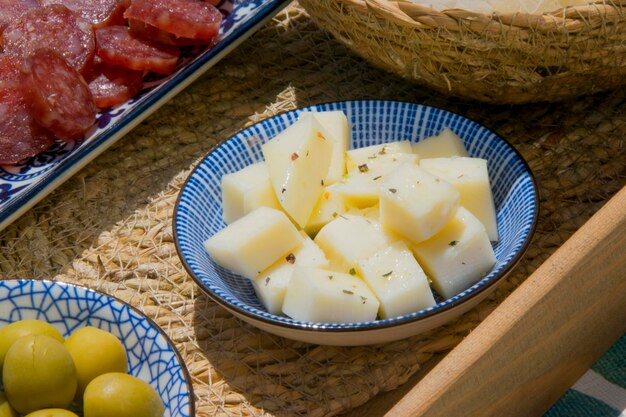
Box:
174;100;539;346
0;280;195;417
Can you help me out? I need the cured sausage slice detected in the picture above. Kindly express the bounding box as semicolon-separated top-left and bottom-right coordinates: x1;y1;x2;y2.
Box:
22;49;96;141
0;0;39;37
40;0;127;29
0;86;55;166
86;60;143;108
124;0;222;40
2;5;95;74
0;56;22;88
96;26;180;74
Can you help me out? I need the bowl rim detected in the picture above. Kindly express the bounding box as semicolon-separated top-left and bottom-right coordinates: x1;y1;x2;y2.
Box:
173;99;540;334
0;278;196;417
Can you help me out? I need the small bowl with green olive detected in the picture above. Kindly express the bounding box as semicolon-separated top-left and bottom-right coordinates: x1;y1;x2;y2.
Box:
0;280;194;417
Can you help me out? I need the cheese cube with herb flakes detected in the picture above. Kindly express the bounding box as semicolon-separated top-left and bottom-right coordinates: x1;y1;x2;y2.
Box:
410;207;496;299
356;241;436;319
334;152;418;208
221;162;281;224
420;157;499;241
380;163;459;244
262;114;334;227
346;204;380;222
314;213;392;274
204;207;303;279
243;183;281;217
252;232;329;315
282;267;379;323
411;128;469;159
304;184;348;237
310;111;350;184
346;141;413;171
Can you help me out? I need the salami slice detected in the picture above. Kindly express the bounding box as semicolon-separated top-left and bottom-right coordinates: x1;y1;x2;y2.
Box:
2;5;96;74
0;56;23;88
22;49;96;141
40;0;127;29
124;0;222;41
0;86;55;166
86;60;143;108
96;26;180;74
0;0;39;38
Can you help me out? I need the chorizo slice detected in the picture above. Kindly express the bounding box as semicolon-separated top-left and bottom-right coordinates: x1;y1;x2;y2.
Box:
22;49;97;141
128;18;211;47
0;0;39;38
96;25;180;74
0;56;23;88
124;0;222;41
2;5;95;74
86;59;143;108
40;0;127;29
0;86;55;166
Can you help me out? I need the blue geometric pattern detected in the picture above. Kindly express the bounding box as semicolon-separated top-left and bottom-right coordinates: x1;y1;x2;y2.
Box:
0;0;291;231
174;100;538;333
0;280;194;417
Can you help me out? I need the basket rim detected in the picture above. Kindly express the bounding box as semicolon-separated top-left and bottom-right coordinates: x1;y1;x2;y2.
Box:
331;0;626;33
298;0;626;103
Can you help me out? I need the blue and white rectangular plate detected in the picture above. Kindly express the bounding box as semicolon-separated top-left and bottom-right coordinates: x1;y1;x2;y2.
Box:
0;0;291;232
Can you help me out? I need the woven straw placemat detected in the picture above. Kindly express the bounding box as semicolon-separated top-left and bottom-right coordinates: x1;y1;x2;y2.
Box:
1;3;625;417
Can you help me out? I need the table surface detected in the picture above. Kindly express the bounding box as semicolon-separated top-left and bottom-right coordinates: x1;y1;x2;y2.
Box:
1;3;625;417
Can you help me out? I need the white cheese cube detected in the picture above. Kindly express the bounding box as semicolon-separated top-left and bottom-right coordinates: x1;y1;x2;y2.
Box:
242;182;282;216
282;267;379;323
412;128;469;159
304;184;348;237
262;114;334;227
204;207;303;279
346;141;413;171
357;241;436;319
410;207;496;299
334;153;418;208
380;163;460;244
252;233;329;315
314;214;392;273
346;204;380;221
311;111;350;184
295;230;330;266
221;162;281;224
420;157;499;241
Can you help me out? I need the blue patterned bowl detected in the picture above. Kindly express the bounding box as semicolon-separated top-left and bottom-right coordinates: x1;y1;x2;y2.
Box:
0;279;194;417
174;100;539;346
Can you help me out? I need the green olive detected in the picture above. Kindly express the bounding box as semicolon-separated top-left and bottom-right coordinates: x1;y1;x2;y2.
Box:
2;334;77;415
0;320;64;373
84;373;164;417
64;326;128;397
24;409;79;417
0;392;17;417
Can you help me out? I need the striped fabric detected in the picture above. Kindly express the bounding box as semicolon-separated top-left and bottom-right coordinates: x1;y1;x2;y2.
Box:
546;334;626;417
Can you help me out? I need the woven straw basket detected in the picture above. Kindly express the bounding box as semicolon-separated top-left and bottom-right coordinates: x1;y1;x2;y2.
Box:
299;0;626;103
